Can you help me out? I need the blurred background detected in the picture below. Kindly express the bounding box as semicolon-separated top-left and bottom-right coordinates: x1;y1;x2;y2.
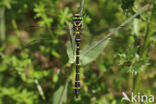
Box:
0;0;156;104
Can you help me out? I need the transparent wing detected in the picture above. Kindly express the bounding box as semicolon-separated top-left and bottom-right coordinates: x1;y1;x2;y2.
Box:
21;24;90;46
21;23;127;50
21;25;71;49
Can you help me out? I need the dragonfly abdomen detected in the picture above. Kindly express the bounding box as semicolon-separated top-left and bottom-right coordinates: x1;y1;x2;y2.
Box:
75;38;80;98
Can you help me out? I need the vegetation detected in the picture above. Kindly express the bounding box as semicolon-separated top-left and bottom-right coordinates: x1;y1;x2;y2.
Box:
0;0;155;104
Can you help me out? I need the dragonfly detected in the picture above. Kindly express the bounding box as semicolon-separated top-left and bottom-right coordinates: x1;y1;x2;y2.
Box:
19;14;87;98
72;13;83;98
13;12;130;99
19;4;150;98
17;14;110;98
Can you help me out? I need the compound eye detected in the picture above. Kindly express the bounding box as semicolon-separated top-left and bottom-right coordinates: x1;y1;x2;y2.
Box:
72;16;77;19
77;16;82;19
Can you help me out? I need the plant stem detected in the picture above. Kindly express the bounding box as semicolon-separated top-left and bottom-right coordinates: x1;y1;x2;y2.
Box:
11;19;24;47
80;0;84;15
0;7;5;41
133;5;153;95
11;19;20;38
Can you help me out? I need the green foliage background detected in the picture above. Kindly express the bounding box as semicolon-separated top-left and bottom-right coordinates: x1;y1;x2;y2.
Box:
0;0;156;104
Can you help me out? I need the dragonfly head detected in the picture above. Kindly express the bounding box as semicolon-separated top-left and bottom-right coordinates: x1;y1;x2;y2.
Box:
72;14;83;20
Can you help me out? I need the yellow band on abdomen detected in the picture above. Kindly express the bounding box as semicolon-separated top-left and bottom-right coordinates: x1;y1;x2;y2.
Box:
76;32;80;34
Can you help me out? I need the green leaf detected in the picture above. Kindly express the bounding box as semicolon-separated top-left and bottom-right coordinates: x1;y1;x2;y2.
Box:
67;40;75;63
51;50;60;58
52;77;70;104
53;74;59;83
52;85;67;104
133;18;139;36
80;38;110;65
59;7;72;25
67;4;150;65
67;23;75;64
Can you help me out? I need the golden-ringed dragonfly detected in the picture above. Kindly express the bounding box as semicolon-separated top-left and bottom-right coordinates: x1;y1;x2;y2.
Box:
72;14;83;98
19;13;85;98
